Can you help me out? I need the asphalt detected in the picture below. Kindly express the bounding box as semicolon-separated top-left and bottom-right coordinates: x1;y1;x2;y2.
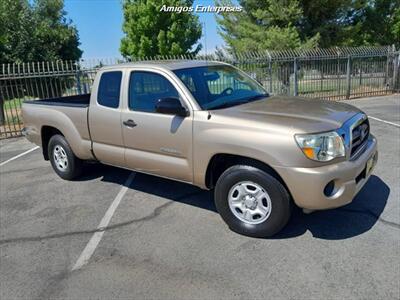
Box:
0;94;399;300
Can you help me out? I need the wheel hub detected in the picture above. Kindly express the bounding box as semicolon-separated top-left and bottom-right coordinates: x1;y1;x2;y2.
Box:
244;195;257;210
228;181;272;225
53;145;68;171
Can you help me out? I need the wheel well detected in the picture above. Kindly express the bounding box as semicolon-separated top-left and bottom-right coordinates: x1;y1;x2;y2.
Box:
41;126;63;160
205;154;288;191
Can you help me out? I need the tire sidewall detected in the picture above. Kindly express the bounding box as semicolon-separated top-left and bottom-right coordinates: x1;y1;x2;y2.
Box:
215;166;291;237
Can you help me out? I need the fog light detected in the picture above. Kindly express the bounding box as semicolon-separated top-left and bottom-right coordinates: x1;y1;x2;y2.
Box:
324;180;335;197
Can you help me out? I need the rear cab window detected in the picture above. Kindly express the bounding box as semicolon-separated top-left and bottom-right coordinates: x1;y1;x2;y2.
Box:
97;71;122;108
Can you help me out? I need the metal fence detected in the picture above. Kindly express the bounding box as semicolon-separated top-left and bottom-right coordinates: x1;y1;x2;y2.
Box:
1;45;399;139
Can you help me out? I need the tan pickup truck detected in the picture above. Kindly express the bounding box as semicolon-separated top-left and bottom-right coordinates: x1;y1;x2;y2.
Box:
22;60;378;237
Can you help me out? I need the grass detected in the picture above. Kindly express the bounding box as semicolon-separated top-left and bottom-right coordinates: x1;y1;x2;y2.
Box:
2;99;23;126
3;99;23;110
278;77;387;95
5;113;21;125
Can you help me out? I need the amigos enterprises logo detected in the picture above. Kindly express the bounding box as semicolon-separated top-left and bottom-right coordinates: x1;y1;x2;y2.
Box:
160;5;243;14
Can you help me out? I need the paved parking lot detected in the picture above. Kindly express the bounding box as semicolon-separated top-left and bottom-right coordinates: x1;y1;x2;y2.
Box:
1;95;399;299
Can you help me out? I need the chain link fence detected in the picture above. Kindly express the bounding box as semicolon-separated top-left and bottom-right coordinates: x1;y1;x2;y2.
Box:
1;45;399;139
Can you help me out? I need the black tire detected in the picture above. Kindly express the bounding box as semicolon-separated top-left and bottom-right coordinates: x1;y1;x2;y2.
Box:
48;134;83;180
215;165;291;238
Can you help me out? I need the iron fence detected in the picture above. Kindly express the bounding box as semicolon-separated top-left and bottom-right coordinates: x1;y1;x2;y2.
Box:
0;45;399;139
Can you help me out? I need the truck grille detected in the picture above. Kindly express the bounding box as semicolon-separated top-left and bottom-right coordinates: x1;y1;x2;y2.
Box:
351;118;369;158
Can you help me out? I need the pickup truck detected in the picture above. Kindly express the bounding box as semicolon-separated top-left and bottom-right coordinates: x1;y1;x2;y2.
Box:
22;60;378;237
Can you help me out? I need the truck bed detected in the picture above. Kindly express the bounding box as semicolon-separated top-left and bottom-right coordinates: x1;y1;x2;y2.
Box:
22;93;94;160
24;94;90;107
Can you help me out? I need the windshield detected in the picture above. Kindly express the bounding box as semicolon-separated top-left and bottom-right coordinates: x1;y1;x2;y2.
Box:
173;65;268;110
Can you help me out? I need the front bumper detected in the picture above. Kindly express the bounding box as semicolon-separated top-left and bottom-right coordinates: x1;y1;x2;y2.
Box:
275;135;378;210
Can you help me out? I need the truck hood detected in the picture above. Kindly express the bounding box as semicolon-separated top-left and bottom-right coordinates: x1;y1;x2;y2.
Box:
213;95;362;133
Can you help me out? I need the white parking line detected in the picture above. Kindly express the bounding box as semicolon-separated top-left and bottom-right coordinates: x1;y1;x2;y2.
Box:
72;172;136;271
368;116;400;128
0;146;40;167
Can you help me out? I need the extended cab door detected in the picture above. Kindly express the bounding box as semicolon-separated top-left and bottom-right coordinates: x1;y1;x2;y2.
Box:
88;70;125;166
121;69;193;182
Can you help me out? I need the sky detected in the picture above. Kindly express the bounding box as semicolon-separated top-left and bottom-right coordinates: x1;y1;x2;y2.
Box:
64;0;226;59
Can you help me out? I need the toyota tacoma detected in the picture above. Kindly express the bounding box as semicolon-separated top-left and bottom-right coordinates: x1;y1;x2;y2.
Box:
22;61;378;237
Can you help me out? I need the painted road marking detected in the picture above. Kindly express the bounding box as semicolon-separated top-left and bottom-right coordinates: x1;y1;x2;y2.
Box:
368;116;400;128
0;146;40;167
72;172;136;271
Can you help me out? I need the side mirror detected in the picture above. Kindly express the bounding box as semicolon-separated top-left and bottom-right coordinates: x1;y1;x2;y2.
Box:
155;97;189;117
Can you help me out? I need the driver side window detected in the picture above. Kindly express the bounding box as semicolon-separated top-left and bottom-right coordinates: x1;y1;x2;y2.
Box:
129;71;180;113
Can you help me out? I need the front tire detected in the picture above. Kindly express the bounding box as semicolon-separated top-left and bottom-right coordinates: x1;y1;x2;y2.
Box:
215;165;291;237
48;134;83;180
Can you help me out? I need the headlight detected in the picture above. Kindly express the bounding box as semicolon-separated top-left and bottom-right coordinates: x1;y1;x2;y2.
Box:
295;131;345;161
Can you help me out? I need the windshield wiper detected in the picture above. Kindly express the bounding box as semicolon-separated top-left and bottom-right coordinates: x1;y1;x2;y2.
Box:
209;100;249;110
207;93;269;110
245;93;269;101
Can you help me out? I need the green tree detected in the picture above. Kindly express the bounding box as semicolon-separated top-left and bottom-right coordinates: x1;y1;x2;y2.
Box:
217;0;400;52
120;0;202;58
392;8;400;45
299;0;400;47
0;0;82;63
0;0;82;125
216;0;320;52
348;0;400;47
297;0;356;48
31;0;82;61
0;0;34;62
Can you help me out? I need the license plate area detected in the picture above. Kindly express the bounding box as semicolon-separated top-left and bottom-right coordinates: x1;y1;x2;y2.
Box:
355;152;377;184
366;152;377;176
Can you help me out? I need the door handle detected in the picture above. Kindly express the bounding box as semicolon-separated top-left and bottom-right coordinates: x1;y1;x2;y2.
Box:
123;119;137;128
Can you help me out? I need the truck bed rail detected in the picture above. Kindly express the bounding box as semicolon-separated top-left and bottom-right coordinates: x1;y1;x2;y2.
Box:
24;94;91;108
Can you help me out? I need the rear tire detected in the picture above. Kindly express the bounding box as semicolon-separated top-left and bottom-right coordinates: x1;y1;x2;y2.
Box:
48;134;83;180
215;165;291;237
